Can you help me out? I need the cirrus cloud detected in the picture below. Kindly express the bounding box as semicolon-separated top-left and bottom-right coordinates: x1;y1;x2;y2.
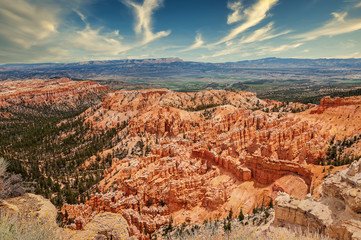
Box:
70;10;129;55
213;0;279;46
182;32;204;52
227;1;243;24
123;0;171;44
239;22;291;44
292;11;361;41
0;0;59;49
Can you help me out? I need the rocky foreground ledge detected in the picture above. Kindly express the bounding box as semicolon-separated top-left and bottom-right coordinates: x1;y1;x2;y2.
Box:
275;159;361;240
0;193;132;239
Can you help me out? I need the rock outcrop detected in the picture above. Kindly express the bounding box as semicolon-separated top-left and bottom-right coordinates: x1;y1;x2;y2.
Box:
274;159;361;240
311;96;361;114
63;212;132;240
0;193;58;226
0;193;132;240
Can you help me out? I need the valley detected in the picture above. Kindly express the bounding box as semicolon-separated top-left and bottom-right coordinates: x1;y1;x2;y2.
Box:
2;58;361;104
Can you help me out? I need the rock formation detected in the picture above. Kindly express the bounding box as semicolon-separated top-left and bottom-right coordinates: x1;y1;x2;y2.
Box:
63;212;132;240
311;96;361;114
275;159;361;240
63;90;361;237
0;193;132;240
3;83;360;238
0;193;58;225
0;78;111;115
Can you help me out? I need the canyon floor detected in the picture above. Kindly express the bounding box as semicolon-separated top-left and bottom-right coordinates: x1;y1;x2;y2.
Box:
1;78;361;239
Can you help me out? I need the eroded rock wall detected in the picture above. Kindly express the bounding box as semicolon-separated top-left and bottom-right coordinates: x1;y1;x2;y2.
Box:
275;159;361;240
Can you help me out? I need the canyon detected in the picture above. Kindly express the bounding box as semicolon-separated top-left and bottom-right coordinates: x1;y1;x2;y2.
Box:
1;78;361;239
63;85;361;237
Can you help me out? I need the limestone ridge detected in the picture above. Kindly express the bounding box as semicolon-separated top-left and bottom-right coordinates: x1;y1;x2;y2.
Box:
275;159;361;240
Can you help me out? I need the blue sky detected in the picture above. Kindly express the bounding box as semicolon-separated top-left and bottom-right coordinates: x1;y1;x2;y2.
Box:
1;0;361;63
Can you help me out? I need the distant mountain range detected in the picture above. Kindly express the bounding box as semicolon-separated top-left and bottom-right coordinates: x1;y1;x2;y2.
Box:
234;57;361;68
0;57;360;80
0;58;184;70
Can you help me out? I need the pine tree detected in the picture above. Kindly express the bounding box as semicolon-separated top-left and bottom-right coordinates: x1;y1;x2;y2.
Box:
238;208;244;221
227;208;233;220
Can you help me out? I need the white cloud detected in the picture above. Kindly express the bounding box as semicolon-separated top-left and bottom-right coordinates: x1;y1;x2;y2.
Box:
261;43;303;53
292;11;361;41
123;0;170;44
0;0;171;63
356;2;361;8
227;1;243;24
334;52;361;58
71;26;128;55
239;22;291;44
70;11;128;55
201;48;236;59
200;47;250;60
214;0;278;45
182;32;204;52
0;0;59;49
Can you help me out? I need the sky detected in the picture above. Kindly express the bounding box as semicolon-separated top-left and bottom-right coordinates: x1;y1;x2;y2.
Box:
1;0;361;64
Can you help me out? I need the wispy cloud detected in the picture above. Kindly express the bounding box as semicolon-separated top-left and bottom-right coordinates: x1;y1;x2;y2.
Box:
239;22;290;44
201;48;236;59
123;0;170;44
0;0;171;63
72;26;128;55
202;41;302;60
356;2;361;8
0;0;59;49
182;32;204;52
200;47;250;60
260;43;303;53
333;52;361;58
292;11;361;41
71;11;128;55
214;0;279;45
227;1;243;24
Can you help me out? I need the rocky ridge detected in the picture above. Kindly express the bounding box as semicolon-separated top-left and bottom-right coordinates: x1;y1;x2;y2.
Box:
0;78;111;116
311;95;361;114
275;158;361;240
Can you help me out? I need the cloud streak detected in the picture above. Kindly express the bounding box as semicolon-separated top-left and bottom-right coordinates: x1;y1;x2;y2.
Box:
292;12;361;41
71;11;128;55
182;32;204;52
71;25;128;55
214;0;278;45
123;0;170;44
227;1;243;24
0;0;59;49
239;22;291;44
259;43;303;54
268;43;302;52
